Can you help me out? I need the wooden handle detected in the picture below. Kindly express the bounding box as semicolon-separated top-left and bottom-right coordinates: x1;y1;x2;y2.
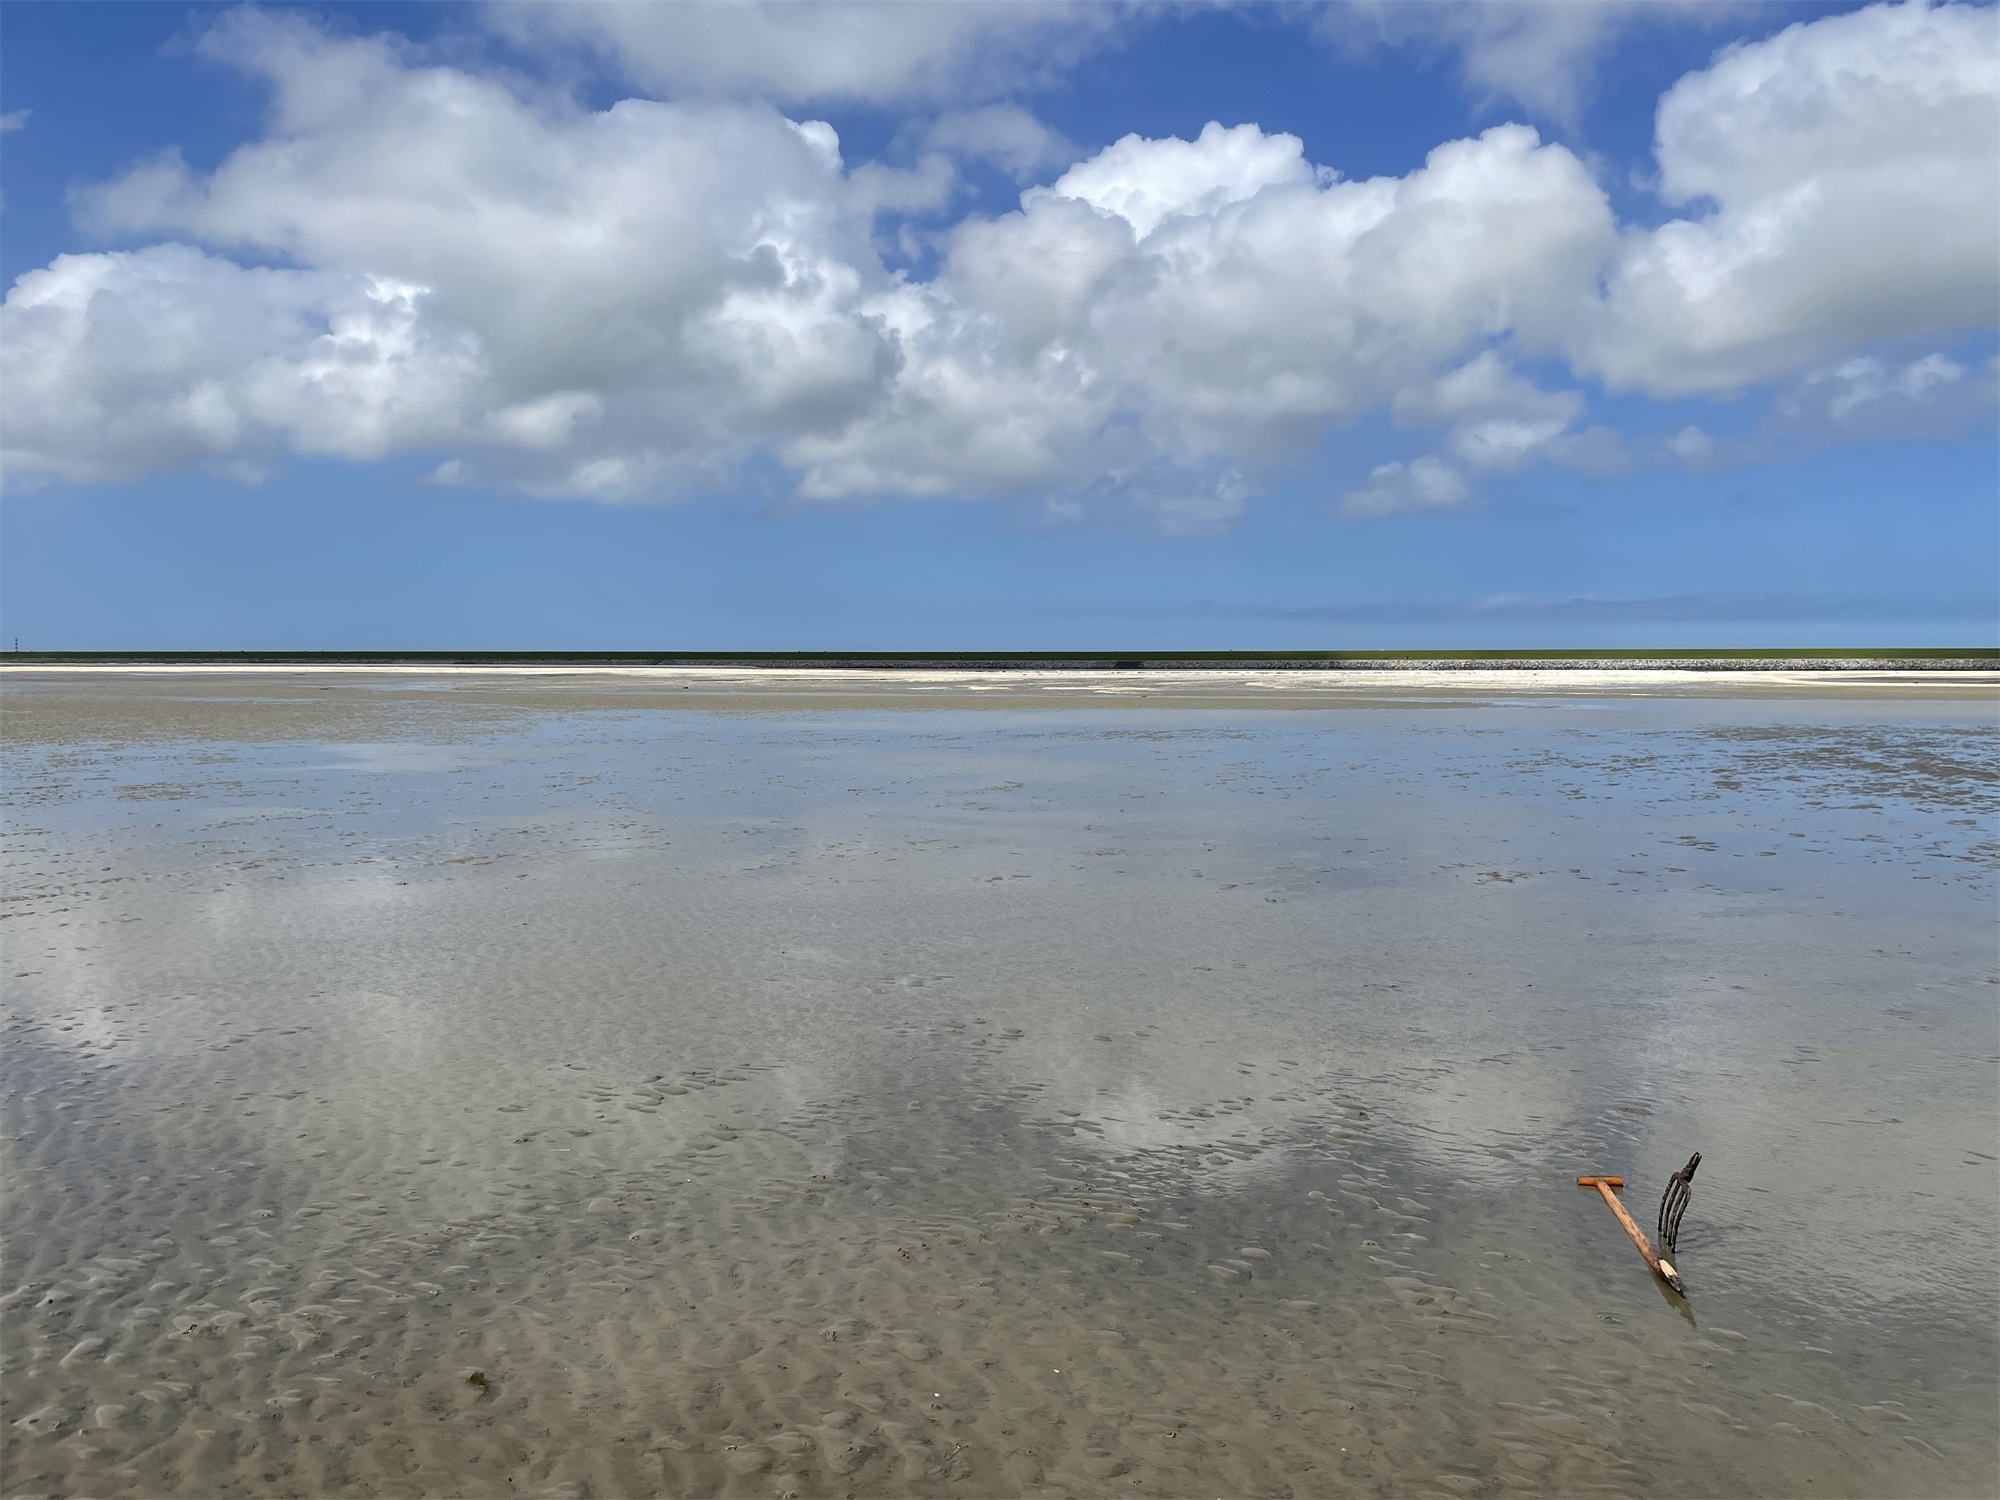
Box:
1581;1177;1685;1293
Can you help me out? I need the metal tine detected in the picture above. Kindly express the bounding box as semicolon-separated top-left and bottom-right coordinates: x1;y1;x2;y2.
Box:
1660;1178;1689;1251
1657;1152;1701;1253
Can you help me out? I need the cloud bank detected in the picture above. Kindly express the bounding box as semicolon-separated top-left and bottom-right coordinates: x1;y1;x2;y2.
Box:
3;2;1994;522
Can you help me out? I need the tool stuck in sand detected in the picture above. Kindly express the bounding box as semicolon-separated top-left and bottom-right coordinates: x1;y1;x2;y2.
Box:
1657;1152;1701;1254
1576;1166;1692;1295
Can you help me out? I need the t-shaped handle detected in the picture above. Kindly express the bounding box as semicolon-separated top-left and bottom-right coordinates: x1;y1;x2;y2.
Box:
1577;1175;1685;1294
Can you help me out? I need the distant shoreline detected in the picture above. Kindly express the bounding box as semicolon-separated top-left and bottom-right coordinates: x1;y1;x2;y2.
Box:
4;649;1995;672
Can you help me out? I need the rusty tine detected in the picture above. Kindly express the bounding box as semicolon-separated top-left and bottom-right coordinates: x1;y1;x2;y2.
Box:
1576;1173;1686;1295
1658;1152;1701;1254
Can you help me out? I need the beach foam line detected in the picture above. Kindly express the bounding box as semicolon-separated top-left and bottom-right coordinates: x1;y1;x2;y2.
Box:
2;662;1996;697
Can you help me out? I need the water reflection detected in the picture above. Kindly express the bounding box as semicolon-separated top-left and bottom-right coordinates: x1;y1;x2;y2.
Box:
3;675;1994;1497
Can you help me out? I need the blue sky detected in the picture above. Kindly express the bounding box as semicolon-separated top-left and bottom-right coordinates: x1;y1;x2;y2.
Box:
2;1;1994;649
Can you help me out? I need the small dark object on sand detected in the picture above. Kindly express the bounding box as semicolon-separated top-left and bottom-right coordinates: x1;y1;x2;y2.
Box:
1658;1152;1701;1254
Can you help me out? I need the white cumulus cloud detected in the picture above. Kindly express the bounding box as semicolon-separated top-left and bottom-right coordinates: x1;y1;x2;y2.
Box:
922;106;1077;183
2;1;1993;525
42;10;909;497
1038;120;1324;240
1325;0;1744;125
1772;350;1999;441
778;120;1614;513
1340;456;1474;520
1578;0;1999;396
1393;352;1586;472
1;246;482;484
486;0;1127;106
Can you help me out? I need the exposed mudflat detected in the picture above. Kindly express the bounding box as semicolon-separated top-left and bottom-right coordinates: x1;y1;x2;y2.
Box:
3;670;1995;1498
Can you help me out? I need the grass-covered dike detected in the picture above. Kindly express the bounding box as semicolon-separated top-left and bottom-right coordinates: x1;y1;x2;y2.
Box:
5;649;1995;671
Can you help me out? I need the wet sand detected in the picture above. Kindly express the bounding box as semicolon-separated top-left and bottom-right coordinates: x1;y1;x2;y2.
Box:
3;670;1996;1497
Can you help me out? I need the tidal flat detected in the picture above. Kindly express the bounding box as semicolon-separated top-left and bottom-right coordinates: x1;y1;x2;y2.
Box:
2;668;1995;1499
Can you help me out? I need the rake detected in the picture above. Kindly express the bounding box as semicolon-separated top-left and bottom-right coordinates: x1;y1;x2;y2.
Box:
1658;1151;1701;1255
1576;1150;1702;1295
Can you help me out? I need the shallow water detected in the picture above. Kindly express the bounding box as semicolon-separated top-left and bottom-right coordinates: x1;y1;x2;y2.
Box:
4;670;1996;1499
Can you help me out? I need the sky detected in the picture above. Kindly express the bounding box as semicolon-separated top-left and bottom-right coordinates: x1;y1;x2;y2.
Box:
1;0;1995;650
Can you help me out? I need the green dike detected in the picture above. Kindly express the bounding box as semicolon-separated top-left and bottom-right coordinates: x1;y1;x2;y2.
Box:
4;648;1995;666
